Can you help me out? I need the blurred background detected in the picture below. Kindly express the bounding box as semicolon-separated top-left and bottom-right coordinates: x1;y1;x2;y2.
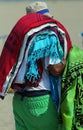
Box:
0;0;83;55
0;0;83;130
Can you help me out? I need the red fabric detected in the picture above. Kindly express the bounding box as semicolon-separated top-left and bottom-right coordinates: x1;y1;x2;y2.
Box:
53;19;72;54
0;13;72;92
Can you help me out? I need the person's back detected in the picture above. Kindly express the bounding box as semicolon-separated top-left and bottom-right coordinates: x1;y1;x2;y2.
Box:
0;1;72;130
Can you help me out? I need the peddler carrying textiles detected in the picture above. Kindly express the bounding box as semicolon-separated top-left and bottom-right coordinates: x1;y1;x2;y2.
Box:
0;1;73;130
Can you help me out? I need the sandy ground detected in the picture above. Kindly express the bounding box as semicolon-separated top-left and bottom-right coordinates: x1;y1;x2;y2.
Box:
0;1;83;130
0;94;15;130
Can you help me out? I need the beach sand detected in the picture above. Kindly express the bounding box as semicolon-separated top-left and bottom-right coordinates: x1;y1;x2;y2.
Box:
0;94;15;130
0;1;83;130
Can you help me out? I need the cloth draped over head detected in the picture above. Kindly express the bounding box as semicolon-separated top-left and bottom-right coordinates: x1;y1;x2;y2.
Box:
0;13;72;98
61;45;83;130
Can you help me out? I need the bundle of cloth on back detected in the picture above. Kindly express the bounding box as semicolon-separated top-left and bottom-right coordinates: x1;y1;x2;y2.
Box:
60;45;83;130
0;1;73;130
0;1;72;101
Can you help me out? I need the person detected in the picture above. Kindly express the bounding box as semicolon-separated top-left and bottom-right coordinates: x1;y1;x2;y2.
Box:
0;1;72;130
60;45;83;130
